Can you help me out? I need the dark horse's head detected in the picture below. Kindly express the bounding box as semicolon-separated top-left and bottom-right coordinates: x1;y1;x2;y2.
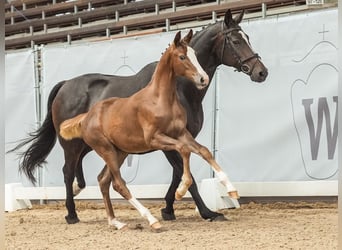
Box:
219;10;268;82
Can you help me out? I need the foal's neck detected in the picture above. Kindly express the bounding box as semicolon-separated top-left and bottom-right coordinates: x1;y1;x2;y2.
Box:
149;50;178;102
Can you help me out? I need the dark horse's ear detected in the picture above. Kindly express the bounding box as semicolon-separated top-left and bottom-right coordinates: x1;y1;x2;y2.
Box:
182;29;193;44
234;9;244;24
174;31;182;47
224;9;244;26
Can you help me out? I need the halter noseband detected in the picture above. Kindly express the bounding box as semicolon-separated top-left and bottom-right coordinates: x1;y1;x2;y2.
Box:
220;23;260;75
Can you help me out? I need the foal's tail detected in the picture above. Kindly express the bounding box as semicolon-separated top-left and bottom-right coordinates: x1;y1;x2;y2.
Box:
59;113;87;141
7;81;65;184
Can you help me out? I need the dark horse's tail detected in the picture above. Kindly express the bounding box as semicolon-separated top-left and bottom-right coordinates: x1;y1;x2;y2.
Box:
7;81;65;184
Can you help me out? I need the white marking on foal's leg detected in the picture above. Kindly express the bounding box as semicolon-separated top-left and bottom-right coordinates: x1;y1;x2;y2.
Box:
128;197;161;229
215;171;239;199
175;177;189;200
108;218;127;230
72;179;83;196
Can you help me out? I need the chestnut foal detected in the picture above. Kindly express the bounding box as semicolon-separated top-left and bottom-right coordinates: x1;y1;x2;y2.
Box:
60;30;238;231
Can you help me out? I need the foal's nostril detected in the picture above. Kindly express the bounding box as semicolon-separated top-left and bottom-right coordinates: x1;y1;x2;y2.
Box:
200;77;204;83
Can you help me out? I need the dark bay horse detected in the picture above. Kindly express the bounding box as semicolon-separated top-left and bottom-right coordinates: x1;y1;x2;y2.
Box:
59;30;238;230
9;9;268;224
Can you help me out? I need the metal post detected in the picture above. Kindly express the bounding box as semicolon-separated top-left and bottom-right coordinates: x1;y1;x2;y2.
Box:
165;18;170;32
78;17;82;27
211;69;219;178
11;16;14;24
123;25;127;35
88;2;92;10
172;1;176;12
33;45;44;201
262;3;267;18
216;0;220;4
74;5;78;13
22;3;26;10
42;10;45;19
43;24;47;33
124;0;128;4
212;11;217;23
106;28;111;37
67;34;71;44
155;4;159;15
115;10;119;22
29;26;33;35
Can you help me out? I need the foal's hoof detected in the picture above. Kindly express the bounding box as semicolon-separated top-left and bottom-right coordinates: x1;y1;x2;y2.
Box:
150;222;164;233
65;215;80;224
228;191;240;199
161;208;176;221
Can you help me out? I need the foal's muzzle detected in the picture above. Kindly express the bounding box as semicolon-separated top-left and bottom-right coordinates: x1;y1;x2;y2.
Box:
194;72;209;89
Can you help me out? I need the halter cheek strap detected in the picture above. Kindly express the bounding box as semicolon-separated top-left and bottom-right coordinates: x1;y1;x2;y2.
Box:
220;23;260;75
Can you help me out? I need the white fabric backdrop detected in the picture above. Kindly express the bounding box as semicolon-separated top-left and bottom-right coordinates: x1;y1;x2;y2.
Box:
5;8;338;188
216;8;338;182
5;50;36;186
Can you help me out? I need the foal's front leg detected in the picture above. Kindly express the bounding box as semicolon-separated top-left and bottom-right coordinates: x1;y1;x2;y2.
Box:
179;132;239;200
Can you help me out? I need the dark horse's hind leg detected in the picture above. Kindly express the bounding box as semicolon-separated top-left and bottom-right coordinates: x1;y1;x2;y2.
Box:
162;151;226;221
73;149;90;196
62;144;84;224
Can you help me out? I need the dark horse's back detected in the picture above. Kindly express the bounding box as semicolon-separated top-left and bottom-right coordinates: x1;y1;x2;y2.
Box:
53;62;158;128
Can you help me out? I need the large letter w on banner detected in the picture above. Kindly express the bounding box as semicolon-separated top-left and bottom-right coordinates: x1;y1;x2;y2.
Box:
302;96;338;160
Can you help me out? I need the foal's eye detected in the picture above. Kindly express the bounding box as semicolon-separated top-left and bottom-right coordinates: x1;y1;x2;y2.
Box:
179;55;186;60
232;40;240;45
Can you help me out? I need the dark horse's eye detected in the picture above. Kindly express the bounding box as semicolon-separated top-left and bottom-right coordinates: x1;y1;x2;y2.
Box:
179;55;186;60
232;40;240;45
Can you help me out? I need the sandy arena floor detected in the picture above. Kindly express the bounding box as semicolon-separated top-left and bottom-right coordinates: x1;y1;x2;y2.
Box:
5;200;338;250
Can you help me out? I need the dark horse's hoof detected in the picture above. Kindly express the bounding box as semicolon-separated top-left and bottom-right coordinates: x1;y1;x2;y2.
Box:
65;215;80;224
161;208;176;221
202;211;227;222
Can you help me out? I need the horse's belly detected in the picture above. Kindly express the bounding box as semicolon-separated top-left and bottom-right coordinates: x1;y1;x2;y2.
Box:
108;127;150;154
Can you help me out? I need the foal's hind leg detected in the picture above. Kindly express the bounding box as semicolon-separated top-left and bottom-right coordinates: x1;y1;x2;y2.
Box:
91;141;161;231
98;166;127;230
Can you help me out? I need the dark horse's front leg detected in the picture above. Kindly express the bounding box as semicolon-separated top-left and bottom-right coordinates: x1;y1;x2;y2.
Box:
162;150;226;221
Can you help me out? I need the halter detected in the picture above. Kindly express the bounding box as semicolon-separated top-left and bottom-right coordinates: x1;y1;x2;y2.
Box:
220;23;260;75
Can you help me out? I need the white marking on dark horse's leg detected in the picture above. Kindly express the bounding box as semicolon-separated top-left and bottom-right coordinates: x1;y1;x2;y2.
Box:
72;179;84;196
128;197;161;230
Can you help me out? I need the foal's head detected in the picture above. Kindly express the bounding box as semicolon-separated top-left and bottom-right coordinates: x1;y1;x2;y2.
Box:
167;30;209;89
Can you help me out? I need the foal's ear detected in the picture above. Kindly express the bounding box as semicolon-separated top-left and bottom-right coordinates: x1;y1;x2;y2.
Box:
173;31;182;47
182;29;193;44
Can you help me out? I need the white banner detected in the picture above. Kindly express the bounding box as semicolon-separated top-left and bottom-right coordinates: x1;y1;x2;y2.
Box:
5;50;36;186
216;8;338;182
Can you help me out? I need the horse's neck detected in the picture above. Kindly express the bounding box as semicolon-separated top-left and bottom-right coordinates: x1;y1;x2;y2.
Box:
189;23;222;101
149;54;177;104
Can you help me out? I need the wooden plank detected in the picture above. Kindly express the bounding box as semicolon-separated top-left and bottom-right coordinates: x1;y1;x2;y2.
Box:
5;0;309;49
